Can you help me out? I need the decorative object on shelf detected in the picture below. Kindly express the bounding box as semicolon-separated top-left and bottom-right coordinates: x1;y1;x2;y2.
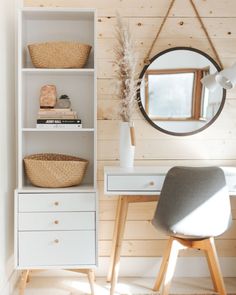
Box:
55;94;72;109
37;91;82;128
39;84;57;108
28;41;92;68
24;153;88;188
114;13;139;168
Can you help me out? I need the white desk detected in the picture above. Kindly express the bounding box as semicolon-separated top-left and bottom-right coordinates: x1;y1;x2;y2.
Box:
104;166;236;295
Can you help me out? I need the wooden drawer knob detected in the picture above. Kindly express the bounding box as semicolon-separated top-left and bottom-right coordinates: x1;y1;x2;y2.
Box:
54;220;59;224
149;181;155;186
54;201;59;206
54;239;59;244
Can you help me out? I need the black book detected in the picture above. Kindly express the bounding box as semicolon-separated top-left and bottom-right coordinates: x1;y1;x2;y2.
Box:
37;119;82;124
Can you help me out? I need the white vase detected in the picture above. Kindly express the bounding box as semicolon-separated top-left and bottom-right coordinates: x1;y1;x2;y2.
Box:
119;122;135;168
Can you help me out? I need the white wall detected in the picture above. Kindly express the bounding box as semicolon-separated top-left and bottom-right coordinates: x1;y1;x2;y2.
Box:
0;0;17;293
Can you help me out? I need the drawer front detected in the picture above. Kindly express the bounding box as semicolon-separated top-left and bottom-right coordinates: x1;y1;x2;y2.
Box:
19;193;95;212
107;175;165;191
19;212;95;231
18;231;95;267
226;175;236;192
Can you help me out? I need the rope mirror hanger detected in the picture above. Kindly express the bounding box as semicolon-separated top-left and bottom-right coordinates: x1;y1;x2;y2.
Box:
143;0;223;69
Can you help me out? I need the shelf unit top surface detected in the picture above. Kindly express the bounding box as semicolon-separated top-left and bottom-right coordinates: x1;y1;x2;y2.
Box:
21;8;95;21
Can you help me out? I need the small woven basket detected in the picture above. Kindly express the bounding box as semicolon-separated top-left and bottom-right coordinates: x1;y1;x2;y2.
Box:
28;41;92;68
24;153;88;188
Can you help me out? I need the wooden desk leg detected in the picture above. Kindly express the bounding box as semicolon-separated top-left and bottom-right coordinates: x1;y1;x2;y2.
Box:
19;270;29;295
110;196;129;295
107;197;122;282
87;269;95;295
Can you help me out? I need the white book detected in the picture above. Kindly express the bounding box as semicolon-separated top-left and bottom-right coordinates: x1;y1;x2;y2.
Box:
36;124;83;129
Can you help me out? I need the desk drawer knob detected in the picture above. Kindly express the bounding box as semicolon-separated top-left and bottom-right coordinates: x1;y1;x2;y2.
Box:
54;220;59;225
149;181;155;186
54;201;59;206
54;239;59;244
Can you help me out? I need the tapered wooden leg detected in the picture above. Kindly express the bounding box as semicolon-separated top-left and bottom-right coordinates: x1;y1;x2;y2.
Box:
19;270;29;295
87;269;95;295
205;238;227;295
160;239;186;295
67;269;95;295
107;197;122;282
110;196;129;295
190;237;226;295
153;238;174;291
205;249;218;292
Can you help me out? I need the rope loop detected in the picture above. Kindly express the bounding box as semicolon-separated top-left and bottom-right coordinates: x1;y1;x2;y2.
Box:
144;0;223;69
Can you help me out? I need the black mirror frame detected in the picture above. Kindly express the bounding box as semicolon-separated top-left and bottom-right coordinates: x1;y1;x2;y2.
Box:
137;46;226;136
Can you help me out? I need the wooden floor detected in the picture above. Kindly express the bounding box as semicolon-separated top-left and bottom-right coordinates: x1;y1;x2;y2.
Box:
13;276;236;295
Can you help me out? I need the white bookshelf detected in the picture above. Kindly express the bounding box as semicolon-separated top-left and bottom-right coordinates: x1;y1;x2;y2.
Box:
15;8;98;274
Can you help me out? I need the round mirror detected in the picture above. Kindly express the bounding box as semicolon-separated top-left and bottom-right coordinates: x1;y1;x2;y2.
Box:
138;47;226;136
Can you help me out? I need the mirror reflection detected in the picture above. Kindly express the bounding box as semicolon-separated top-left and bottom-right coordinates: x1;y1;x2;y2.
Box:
139;47;226;136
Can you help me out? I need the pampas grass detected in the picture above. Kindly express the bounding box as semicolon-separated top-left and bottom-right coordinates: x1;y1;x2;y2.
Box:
114;12;140;122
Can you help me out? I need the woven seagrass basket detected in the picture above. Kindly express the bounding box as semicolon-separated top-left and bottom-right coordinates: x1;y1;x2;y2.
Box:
28;41;92;68
24;153;88;188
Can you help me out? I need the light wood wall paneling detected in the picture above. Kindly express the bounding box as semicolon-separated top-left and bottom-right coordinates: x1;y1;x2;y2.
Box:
99;220;236;240
99;240;236;257
98;139;236;160
24;0;236;17
97;17;236;39
99;199;236;221
97;38;236;60
97;58;236;79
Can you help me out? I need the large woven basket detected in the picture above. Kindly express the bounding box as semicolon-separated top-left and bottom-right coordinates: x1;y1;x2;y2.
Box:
24;153;88;188
28;41;92;68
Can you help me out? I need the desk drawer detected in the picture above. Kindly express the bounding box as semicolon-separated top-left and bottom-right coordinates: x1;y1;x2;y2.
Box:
18;230;95;267
226;175;236;192
19;212;95;231
19;193;95;212
107;175;164;191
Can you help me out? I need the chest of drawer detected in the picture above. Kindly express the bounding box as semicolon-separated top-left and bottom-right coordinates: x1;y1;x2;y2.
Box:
18;230;95;267
19;212;95;231
106;175;165;192
18;193;96;212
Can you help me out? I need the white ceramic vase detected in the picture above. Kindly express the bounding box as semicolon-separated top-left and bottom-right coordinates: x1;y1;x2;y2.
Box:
119;122;135;168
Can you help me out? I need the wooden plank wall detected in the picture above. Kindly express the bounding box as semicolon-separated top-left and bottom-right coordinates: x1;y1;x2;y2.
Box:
24;0;236;258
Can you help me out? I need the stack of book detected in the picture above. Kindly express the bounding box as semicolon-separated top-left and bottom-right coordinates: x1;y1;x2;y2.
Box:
36;108;82;129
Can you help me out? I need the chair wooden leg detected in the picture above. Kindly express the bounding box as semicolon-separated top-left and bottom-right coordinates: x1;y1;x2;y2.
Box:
160;239;182;295
191;237;226;295
19;270;29;295
205;249;218;292
205;238;227;295
153;237;174;291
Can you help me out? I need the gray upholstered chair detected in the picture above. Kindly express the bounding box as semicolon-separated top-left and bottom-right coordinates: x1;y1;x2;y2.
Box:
152;166;232;295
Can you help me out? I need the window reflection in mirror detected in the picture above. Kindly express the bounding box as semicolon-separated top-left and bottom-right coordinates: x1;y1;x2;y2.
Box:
144;67;209;121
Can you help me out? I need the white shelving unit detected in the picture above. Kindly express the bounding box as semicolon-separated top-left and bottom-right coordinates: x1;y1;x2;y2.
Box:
15;7;98;280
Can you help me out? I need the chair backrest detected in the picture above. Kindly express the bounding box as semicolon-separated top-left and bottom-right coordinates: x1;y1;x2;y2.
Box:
152;166;232;239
